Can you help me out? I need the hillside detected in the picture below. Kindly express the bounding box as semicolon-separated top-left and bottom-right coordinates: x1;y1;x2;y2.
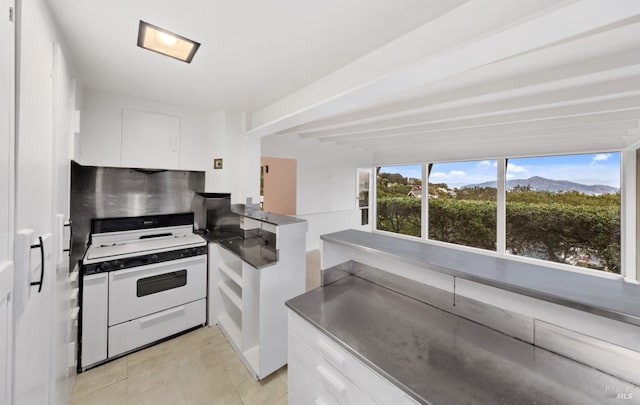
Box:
464;176;618;195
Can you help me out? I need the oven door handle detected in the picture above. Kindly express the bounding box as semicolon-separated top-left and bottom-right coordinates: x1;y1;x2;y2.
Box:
109;256;201;279
139;305;185;325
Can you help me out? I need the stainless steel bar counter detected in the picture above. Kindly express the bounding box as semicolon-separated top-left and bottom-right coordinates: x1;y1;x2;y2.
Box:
321;229;640;327
216;236;278;269
286;275;640;404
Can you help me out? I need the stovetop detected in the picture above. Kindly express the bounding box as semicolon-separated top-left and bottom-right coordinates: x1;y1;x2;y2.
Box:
85;233;205;263
82;213;207;272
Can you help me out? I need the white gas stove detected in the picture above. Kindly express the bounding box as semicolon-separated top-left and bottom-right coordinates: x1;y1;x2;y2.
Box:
79;213;207;371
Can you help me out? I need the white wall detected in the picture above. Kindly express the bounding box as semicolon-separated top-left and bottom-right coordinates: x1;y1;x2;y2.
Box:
204;110;259;205
261;134;373;250
79;88;209;171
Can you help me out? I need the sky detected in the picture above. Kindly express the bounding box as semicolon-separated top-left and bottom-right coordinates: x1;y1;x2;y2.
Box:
379;152;621;188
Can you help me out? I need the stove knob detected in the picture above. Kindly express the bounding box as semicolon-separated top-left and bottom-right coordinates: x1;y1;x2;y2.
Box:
100;262;110;271
150;254;159;262
113;260;123;269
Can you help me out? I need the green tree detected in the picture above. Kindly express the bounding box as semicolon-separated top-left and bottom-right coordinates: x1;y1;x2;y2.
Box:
376;197;421;237
428;198;496;250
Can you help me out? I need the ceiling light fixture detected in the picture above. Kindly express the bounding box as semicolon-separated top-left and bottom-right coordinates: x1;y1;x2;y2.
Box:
137;20;200;63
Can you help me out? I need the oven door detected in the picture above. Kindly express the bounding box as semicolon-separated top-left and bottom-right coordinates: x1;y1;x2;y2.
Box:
108;255;206;326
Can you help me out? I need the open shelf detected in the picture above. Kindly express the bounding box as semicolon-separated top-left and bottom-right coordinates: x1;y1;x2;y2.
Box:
218;313;241;350
218;280;242;311
218;261;242;287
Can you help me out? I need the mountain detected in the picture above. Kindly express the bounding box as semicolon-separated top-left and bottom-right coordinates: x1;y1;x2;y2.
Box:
463;176;619;195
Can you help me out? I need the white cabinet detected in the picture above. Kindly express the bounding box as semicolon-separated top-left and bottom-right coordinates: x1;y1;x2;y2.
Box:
79;91;208;171
121;109;180;170
288;310;423;405
0;262;13;405
80;273;108;368
209;219;307;380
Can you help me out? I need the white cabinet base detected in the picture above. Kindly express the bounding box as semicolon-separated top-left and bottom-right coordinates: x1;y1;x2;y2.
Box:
289;310;417;405
81;274;108;368
209;219;307;380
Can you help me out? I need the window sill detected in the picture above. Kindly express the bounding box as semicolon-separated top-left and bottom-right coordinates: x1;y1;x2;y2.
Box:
321;229;640;327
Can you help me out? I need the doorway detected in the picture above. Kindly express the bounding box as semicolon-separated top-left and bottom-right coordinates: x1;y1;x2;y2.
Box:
260;157;296;215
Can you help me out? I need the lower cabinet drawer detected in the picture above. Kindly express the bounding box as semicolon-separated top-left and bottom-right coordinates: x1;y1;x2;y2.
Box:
291;312;394;404
108;299;205;357
290;331;375;405
289;358;341;405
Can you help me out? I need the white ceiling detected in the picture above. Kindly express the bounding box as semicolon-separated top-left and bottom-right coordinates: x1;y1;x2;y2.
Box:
47;0;640;160
46;0;466;112
250;1;640;161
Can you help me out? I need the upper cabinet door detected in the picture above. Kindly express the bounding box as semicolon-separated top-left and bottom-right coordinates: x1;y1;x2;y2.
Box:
121;108;180;170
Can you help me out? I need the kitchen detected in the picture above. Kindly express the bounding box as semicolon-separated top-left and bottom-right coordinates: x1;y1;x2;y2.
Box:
1;1;640;404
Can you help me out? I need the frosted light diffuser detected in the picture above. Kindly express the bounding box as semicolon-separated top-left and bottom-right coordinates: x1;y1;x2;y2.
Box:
137;21;200;63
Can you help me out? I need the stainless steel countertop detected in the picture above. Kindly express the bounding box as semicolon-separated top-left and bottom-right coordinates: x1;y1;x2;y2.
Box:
230;206;307;226
286;276;640;404
217;236;278;269
321;229;640;327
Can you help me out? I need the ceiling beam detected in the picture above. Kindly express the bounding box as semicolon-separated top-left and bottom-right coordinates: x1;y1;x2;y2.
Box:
370;136;633;165
312;102;640;145
333;115;640;147
321;119;638;146
338;121;639;148
280;48;640;136
298;79;640;139
248;0;640;137
356;129;631;150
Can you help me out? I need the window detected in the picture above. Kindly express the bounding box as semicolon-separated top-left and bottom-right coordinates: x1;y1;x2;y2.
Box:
428;160;497;250
376;165;422;237
374;151;624;275
506;153;621;273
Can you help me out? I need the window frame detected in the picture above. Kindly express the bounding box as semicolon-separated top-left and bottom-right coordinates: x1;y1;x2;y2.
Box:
373;147;635;281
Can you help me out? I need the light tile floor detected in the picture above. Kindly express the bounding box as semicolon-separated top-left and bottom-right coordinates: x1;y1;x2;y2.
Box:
71;250;321;405
71;325;288;405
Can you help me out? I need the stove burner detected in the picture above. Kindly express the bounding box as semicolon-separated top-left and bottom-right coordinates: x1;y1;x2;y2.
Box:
83;245;207;275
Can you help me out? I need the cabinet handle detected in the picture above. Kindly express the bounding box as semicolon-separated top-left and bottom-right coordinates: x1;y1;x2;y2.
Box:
316;338;345;366
63;220;72;255
29;236;45;293
316;365;346;395
139;305;185;325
